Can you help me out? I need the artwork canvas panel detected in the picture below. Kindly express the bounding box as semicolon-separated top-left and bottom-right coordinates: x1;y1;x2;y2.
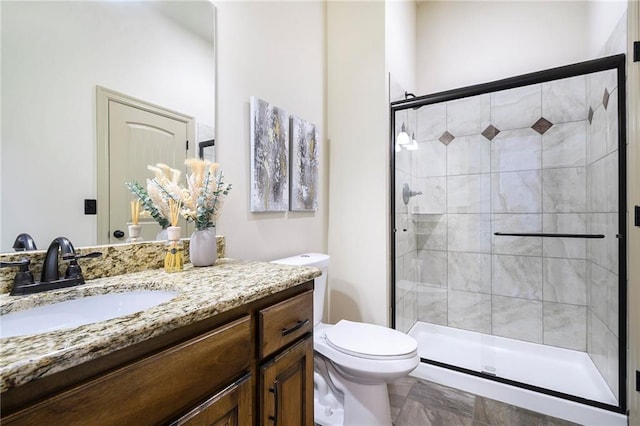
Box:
290;115;319;211
250;96;289;212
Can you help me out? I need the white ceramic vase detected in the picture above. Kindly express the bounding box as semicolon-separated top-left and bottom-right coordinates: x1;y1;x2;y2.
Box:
189;228;217;267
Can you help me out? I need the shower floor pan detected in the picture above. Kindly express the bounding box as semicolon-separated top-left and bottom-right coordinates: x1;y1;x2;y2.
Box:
408;321;625;425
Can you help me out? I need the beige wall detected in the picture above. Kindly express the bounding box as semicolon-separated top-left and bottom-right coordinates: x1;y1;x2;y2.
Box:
587;0;628;57
416;1;589;94
326;1;389;326
215;1;328;264
386;0;417;94
216;1;410;328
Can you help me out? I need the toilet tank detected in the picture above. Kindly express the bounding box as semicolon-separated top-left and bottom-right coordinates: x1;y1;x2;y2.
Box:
271;253;329;327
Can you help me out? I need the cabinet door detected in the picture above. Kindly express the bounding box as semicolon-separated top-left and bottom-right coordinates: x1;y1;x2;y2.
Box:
260;336;313;426
171;373;252;426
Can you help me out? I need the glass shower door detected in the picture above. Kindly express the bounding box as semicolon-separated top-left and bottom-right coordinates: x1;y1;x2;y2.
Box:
391;55;626;412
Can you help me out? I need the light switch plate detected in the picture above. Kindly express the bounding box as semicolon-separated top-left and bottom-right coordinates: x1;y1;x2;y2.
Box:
84;199;97;215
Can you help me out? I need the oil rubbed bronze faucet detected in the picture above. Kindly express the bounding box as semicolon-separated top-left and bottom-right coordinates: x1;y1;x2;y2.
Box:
41;237;76;283
0;237;101;295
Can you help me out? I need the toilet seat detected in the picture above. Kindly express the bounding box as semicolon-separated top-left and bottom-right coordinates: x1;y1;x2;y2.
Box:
314;321;419;387
324;320;417;360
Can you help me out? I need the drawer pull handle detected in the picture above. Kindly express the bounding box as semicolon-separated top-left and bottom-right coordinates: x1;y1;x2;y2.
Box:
268;380;279;424
281;319;310;336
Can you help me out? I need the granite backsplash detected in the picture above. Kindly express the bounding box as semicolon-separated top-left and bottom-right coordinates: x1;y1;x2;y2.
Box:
0;237;226;294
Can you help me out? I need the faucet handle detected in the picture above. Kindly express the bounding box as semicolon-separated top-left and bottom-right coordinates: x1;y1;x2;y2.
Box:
0;258;30;268
1;258;35;286
61;251;102;279
12;233;37;251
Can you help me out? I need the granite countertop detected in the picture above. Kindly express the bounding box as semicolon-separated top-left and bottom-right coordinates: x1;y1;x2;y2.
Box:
0;258;320;393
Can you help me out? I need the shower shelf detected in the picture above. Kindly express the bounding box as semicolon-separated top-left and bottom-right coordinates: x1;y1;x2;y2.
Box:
494;232;605;239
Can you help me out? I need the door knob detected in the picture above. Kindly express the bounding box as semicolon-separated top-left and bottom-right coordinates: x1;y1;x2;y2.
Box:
113;230;125;239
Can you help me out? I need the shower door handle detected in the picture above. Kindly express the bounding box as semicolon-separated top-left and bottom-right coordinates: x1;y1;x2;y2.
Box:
494;232;605;239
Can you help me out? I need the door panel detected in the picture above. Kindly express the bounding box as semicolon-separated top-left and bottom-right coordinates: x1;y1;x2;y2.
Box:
260;336;313;426
108;101;189;243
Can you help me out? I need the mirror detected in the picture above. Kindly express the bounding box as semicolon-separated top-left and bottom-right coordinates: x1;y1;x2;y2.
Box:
0;0;216;252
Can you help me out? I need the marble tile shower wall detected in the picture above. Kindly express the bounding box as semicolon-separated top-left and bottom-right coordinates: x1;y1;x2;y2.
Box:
395;69;620;397
585;68;620;400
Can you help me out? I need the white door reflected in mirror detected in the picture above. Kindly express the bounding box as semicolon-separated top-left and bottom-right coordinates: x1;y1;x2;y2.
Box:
98;88;193;244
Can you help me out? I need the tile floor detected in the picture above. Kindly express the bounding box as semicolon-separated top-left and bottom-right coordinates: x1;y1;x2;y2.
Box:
389;376;580;426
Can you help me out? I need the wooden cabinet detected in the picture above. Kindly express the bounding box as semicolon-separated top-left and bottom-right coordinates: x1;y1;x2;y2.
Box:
258;290;314;426
260;337;313;426
0;281;314;426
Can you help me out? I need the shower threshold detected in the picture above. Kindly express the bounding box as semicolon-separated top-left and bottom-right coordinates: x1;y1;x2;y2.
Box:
407;321;626;425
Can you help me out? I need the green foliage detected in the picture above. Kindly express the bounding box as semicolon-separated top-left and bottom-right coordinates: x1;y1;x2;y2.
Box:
125;181;170;229
190;170;232;230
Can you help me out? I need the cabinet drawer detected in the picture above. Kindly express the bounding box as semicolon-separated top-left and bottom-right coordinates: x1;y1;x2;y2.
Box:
259;290;313;359
4;316;252;425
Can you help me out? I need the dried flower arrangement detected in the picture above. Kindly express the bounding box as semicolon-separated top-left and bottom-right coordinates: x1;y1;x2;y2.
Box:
126;160;231;232
182;159;232;231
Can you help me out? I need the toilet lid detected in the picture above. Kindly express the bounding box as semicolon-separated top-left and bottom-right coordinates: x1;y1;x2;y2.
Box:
324;320;417;360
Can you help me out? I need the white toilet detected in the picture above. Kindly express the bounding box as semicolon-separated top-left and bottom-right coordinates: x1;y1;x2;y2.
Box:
272;253;419;426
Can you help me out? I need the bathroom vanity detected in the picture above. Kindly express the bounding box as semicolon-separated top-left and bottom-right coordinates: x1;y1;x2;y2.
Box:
0;258;318;425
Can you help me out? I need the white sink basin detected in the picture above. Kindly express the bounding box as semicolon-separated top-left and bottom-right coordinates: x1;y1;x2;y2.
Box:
0;290;179;338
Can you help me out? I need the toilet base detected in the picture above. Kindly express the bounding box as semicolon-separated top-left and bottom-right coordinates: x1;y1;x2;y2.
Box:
314;354;393;426
314;395;344;426
315;357;344;426
336;374;392;426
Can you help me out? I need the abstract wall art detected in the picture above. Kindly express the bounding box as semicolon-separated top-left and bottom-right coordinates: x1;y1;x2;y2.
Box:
290;115;319;211
250;96;289;212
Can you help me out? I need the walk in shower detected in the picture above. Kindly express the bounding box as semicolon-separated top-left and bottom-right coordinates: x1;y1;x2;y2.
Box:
391;55;626;415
